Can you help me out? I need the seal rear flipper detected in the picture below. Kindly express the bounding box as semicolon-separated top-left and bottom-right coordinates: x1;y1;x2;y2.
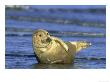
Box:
69;41;91;53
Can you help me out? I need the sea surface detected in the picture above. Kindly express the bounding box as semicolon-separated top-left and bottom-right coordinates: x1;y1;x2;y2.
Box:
5;5;106;69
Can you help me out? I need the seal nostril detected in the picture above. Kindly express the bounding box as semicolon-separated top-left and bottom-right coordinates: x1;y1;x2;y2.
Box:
46;37;52;42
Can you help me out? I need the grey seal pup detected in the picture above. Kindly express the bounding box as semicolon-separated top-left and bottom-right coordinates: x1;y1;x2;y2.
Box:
32;29;91;64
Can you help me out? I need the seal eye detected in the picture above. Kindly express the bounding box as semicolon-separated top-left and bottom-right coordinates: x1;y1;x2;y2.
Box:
47;33;49;35
39;34;42;37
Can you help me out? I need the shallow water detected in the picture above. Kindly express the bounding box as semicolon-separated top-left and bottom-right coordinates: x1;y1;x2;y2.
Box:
5;5;106;69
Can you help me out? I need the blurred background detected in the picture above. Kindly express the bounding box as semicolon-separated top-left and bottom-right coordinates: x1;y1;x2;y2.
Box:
5;5;106;69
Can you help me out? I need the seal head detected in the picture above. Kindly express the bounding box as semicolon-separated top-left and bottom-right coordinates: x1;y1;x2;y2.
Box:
32;29;52;48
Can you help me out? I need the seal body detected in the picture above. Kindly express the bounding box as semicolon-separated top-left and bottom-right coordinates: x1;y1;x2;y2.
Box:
32;29;91;64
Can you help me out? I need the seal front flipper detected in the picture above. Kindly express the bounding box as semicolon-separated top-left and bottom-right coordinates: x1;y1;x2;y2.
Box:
34;52;41;63
51;36;68;52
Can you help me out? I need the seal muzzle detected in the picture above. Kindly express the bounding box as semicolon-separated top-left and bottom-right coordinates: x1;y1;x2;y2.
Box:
46;37;52;42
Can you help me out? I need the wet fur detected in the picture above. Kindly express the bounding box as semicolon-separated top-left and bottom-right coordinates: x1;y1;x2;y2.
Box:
32;29;91;64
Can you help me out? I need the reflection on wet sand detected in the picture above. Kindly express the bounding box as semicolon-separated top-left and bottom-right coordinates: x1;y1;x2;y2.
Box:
31;63;75;69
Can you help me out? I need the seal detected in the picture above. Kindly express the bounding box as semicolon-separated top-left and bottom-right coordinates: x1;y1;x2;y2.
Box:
32;29;91;64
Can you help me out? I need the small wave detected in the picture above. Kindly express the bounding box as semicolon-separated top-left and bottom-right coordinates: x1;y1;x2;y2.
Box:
6;33;32;37
6;31;105;37
5;53;105;60
6;6;105;14
6;16;105;28
75;57;106;60
5;53;36;57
